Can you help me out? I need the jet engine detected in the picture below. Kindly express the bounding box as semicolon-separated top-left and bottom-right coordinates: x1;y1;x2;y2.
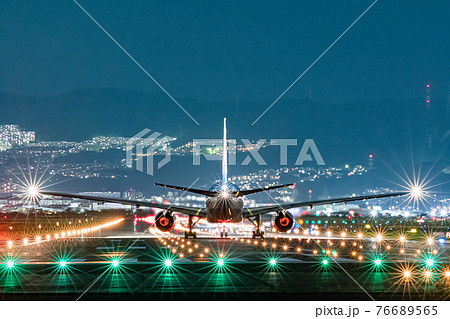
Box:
273;211;294;232
155;211;175;232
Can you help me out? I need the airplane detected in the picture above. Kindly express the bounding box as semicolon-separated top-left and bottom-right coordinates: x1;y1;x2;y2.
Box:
38;118;408;239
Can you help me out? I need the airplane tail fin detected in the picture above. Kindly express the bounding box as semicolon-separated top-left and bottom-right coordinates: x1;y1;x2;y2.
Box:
222;117;228;186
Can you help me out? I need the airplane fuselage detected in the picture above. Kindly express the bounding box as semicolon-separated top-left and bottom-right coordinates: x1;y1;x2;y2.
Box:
205;196;244;223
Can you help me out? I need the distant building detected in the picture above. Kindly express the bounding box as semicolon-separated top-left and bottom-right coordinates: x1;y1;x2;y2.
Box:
0;125;35;151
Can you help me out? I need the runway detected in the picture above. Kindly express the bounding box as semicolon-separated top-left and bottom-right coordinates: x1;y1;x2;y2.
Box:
1;219;450;300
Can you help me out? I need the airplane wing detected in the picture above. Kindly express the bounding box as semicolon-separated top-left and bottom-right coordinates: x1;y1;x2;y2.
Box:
39;191;207;218
243;191;408;218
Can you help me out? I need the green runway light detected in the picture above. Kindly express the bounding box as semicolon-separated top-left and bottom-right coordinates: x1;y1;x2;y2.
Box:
217;259;224;266
374;259;381;266
59;261;67;268
7;261;14;268
270;259;277;266
318;257;331;270
164;259;172;267
112;260;119;267
419;253;438;270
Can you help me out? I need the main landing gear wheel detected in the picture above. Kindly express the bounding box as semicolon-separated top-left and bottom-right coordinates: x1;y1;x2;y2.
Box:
185;231;197;239
249;215;264;239
220;232;228;238
252;230;264;239
184;215;199;238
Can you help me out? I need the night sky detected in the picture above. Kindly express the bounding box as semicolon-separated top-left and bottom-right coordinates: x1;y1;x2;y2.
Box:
0;0;449;104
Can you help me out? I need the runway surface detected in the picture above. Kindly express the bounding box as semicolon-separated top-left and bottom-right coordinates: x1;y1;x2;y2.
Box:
1;219;450;300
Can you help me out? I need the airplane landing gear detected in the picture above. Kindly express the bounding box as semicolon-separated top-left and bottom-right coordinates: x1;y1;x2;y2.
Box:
185;231;197;239
220;225;228;238
184;215;199;239
252;229;264;239
249;215;264;239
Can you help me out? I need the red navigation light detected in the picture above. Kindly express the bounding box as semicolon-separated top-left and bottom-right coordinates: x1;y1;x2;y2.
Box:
426;84;430;88
369;154;373;158
308;189;312;194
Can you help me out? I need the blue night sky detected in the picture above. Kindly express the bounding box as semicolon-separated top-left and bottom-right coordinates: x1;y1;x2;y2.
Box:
0;0;449;103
